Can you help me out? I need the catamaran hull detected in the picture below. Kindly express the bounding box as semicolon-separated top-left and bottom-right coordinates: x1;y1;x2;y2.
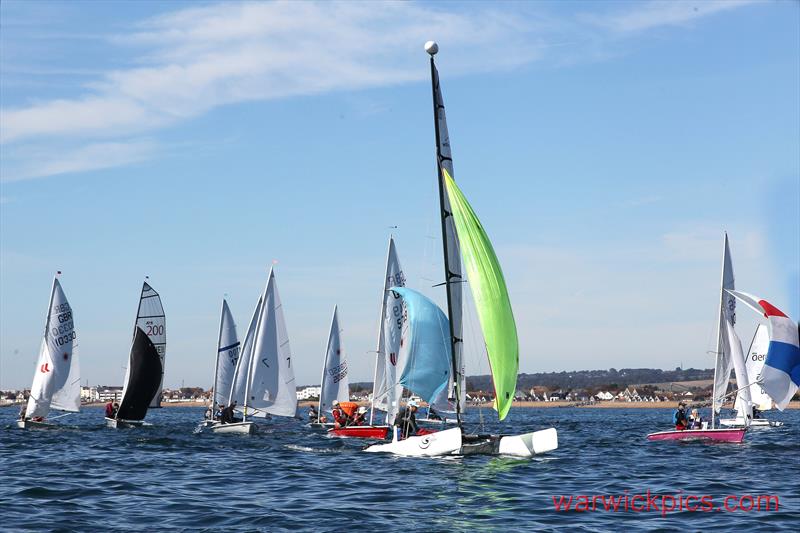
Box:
16;419;57;430
718;418;783;428
328;426;389;439
210;421;255;434
458;428;559;458
364;427;559;458
364;427;462;456
105;417;146;429
647;428;746;442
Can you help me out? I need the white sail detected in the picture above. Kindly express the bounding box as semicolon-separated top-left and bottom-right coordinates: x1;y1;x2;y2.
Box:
26;278;80;418
246;269;297;418
735;324;772;411
370;237;406;425
725;310;752;421
318;306;350;416
213;299;240;410
712;234;736;415
229;295;262;409
136;281;166;408
432;60;466;414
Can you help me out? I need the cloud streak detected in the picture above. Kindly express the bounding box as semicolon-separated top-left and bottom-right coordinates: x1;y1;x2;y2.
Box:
1;0;757;181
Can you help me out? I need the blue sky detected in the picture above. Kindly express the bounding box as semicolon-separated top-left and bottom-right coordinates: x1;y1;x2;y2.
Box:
1;0;798;390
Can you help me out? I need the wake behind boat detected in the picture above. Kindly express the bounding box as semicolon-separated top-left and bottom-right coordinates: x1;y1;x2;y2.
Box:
18;274;80;430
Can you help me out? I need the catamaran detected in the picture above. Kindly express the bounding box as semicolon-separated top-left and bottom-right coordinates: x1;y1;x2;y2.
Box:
106;280;165;428
647;234;748;442
17;274;80;429
218;268;297;434
201;298;241;429
719;324;783;427
366;42;558;457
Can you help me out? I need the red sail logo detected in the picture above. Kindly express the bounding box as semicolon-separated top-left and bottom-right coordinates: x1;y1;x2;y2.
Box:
40;363;50;373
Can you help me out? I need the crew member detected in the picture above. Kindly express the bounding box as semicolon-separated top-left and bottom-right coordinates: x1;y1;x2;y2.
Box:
396;400;420;439
673;401;688;430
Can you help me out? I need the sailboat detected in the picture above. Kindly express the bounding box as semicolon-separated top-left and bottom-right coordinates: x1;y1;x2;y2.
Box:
327;237;404;439
647;234;747;442
17;274;80;429
367;42;558;457
719;324;783;427
216;268;297;433
201;298;240;429
106;280;165;428
312;306;351;430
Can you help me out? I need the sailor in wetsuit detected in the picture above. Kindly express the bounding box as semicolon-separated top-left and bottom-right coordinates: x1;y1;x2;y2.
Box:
395;400;420;439
673;402;688;430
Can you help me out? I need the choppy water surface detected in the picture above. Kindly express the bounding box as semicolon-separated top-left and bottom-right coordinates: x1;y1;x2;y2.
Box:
1;406;798;531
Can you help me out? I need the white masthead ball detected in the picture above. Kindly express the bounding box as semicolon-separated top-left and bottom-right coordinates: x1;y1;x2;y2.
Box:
424;41;439;56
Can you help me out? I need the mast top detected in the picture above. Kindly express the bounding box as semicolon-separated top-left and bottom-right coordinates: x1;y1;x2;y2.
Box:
424;41;439;56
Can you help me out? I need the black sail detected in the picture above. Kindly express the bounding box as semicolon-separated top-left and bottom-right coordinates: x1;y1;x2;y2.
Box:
116;327;163;421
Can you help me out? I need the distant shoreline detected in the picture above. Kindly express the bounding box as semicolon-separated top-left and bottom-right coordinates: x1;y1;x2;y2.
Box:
5;400;797;410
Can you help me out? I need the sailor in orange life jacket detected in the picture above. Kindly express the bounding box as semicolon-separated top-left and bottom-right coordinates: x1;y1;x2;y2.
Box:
331;400;350;428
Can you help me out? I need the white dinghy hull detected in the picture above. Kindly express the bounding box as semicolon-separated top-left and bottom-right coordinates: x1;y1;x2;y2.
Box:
719;418;783;428
210;421;255;435
105;417;146;429
16;419;57;430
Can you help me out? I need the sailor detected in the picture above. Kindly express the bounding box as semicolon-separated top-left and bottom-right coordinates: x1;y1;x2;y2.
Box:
18;403;27;421
204;406;213;420
112;402;119;418
331;400;349;428
221;403;236;424
396;400;420;439
105;401;115;418
427;405;442;421
673;401;688;430
308;405;319;422
352;406;367;426
688;408;703;429
215;404;225;421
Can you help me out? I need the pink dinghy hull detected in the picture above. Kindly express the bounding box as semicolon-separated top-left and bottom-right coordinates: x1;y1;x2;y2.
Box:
647;428;746;443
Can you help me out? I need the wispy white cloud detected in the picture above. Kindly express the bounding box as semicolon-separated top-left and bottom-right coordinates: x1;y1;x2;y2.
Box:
583;0;756;33
1;139;157;183
0;0;757;181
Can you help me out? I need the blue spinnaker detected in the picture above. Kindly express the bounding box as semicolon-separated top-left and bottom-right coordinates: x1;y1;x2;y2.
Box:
390;287;451;404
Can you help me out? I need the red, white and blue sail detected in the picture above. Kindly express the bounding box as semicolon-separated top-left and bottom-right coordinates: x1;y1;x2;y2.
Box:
727;290;800;410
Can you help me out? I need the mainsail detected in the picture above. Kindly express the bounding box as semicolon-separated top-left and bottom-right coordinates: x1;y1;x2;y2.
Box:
370;236;406;425
245;269;297;418
213;298;240;411
25;277;80;419
318;306;349;418
712;234;737;418
735;325;772;411
116;327;163;421
229;295;262;409
390;287;451;404
135;281;166;408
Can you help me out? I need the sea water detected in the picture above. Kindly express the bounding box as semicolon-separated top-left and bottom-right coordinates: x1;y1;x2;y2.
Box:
1;406;798;530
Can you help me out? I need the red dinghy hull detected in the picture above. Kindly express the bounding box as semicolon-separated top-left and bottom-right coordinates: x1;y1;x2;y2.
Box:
328;426;389;439
647;428;746;443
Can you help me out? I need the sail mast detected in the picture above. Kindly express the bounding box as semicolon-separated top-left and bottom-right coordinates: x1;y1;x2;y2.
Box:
427;42;463;428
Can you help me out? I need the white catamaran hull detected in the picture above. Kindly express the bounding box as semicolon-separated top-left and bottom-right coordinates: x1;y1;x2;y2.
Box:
105;417;147;429
16;419;57;430
719;418;784;428
210;421;255;434
364;427;559;458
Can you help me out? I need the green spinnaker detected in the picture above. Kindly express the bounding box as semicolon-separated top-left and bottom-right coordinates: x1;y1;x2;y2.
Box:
442;167;518;420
